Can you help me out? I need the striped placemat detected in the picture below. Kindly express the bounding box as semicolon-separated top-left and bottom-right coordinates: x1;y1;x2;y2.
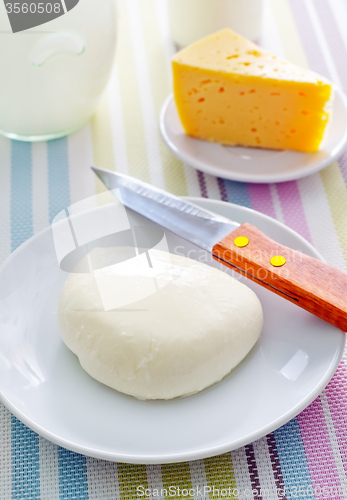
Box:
1;0;347;498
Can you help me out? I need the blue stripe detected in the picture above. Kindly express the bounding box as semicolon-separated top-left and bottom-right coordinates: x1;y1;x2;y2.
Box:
46;138;88;498
274;418;313;498
10;141;40;498
223;180;251;208
10;141;33;251
11;417;40;500
47;137;71;223
58;448;89;500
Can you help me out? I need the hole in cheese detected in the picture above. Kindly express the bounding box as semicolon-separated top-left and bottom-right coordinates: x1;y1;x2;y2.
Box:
247;50;261;56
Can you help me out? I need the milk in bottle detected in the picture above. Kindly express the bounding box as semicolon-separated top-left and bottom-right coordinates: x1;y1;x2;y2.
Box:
0;0;117;141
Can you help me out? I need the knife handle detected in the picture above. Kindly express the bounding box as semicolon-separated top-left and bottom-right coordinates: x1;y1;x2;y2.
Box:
212;222;347;332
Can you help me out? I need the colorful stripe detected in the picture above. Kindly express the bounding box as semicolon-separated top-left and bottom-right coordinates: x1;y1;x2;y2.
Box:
58;448;88;500
197;171;208;198
161;463;193;499
223;180;252;208
324;363;347;478
266;434;287;498
118;464;148;499
138;0;188;195
11;417;40;500
90;95;115;181
0;136;11;264
31;142;49;235
112;0;151;182
10;141;33;251
297;397;344;498
253;437;285;499
244;444;262;500
248;184;276;218
90;95;116;195
47;136;88;500
10;140;40;499
47;138;71;223
204;453;237;496
274;419;313;497
217;178;228;202
275;181;312;242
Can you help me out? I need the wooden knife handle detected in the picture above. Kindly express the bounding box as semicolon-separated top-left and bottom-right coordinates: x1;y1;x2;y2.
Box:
212;222;347;332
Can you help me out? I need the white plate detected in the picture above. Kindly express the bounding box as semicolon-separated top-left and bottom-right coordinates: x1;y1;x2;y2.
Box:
0;199;344;464
160;89;347;183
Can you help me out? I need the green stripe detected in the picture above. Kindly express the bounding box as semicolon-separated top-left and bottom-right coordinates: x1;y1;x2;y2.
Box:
138;0;188;195
91;95;115;194
204;453;237;497
320;163;347;263
161;463;194;499
118;464;148;500
91;95;115;173
116;0;151;182
268;0;308;68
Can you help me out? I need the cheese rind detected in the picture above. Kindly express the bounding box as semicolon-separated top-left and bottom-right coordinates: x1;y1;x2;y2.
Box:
172;29;333;152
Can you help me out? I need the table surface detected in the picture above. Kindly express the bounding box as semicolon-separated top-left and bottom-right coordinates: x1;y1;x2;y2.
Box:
2;0;347;498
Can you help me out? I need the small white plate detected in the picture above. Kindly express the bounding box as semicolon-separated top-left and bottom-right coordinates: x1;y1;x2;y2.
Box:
0;199;344;463
160;89;347;183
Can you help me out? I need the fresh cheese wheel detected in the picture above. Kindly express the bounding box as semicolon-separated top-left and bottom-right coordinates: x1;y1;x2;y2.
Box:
58;248;263;400
172;28;333;152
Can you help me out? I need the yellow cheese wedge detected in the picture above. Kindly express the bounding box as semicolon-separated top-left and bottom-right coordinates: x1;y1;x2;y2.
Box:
172;29;333;152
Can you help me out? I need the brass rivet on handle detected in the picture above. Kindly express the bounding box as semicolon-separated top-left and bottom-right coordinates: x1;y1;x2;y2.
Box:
234;236;249;248
270;255;286;267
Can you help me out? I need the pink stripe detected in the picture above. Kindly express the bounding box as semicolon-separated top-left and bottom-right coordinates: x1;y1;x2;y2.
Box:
276;181;311;242
324;362;347;476
248;184;276;218
297;398;344;498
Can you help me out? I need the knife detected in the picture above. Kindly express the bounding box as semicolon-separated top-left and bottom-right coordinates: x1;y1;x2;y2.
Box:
92;166;347;332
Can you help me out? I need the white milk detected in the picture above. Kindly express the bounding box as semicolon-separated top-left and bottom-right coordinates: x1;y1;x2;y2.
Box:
0;0;117;141
168;0;263;48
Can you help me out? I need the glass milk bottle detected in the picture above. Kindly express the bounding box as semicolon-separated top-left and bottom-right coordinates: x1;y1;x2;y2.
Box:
0;0;117;141
168;0;263;49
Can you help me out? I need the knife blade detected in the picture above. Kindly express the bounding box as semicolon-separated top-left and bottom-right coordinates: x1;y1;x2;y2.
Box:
92;166;347;332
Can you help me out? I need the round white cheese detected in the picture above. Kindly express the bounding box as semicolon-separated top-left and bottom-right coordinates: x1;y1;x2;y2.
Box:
58;248;263;399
